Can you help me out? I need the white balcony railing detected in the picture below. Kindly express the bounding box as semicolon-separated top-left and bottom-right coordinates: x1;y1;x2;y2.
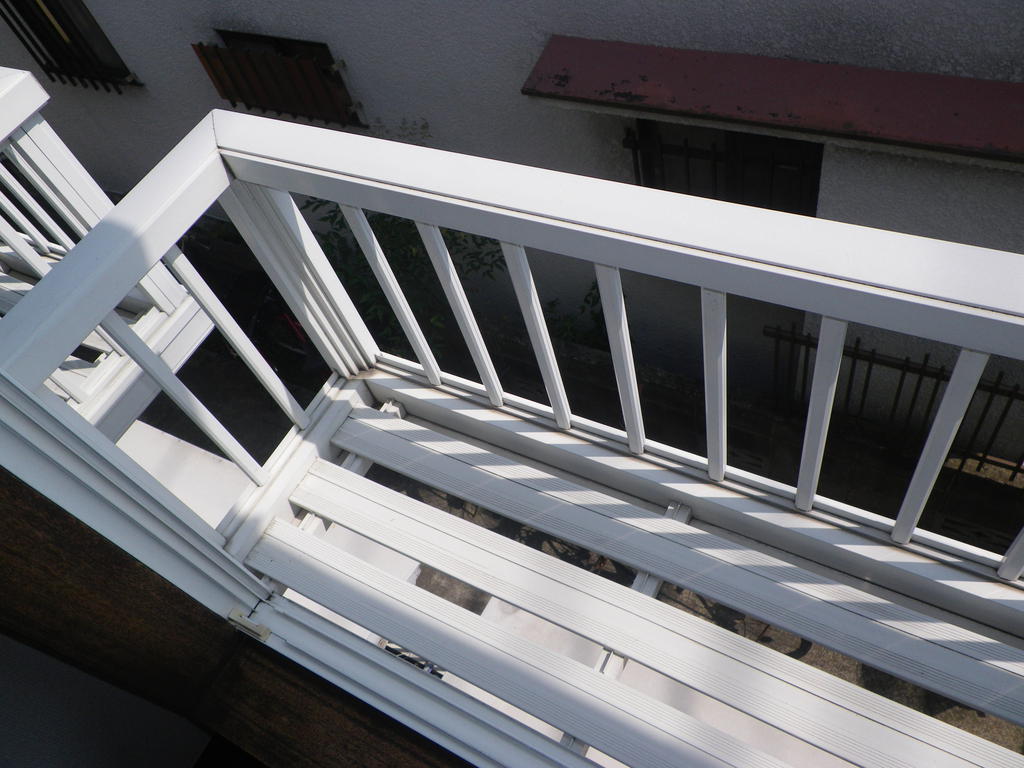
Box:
2;68;1024;767
0;67;212;436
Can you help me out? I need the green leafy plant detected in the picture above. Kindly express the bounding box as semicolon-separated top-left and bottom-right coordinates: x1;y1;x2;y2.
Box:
542;280;607;351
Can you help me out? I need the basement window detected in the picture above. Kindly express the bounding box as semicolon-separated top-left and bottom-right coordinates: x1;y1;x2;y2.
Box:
192;30;363;127
0;0;137;90
623;120;823;216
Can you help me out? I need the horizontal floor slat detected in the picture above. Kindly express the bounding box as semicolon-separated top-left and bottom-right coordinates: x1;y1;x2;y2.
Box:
331;409;1024;730
248;520;787;768
295;460;1012;768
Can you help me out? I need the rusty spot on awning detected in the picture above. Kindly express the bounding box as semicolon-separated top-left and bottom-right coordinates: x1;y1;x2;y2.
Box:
522;35;1024;160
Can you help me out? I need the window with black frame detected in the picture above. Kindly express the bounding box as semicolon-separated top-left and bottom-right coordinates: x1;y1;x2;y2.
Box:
623;120;823;216
0;0;137;91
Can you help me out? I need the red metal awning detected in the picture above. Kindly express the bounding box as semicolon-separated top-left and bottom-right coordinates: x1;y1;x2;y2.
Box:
522;36;1024;160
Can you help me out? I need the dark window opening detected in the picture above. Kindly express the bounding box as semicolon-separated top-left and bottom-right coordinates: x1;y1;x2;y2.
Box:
192;30;363;127
0;0;137;91
624;120;823;216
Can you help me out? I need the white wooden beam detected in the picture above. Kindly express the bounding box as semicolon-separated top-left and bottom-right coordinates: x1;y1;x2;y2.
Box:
0;203;50;277
250;521;787;768
253;598;596;768
219;183;376;378
342;388;1024;673
341;205;441;384
221;376;361;560
0;184;51;253
9;116;186;312
891;349;988;544
0;69;47;145
5;127;88;235
163;250;308;428
701;288;727;481
795;317;848;511
595;264;644;454
215;111;1024;361
100;312;267;485
294;464;1011;765
501;243;571;429
416;222;503;407
0;154;73;250
0;369;270;617
997;529;1024;581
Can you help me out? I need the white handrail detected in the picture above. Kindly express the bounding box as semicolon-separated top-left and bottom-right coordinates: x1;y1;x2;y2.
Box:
216;112;1024;362
0;68;47;146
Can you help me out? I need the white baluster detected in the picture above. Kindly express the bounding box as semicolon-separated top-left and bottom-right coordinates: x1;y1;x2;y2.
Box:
795;317;848;511
701;288;727;481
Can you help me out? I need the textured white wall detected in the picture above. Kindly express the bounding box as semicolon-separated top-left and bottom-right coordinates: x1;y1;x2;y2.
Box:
0;0;1021;208
2;1;1022;393
818;145;1024;253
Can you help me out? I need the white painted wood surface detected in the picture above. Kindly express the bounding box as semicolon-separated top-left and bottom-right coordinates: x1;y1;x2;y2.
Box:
292;459;1013;766
416;222;503;407
0;115;226;389
0;369;270;617
100;312;266;484
250;520;788;768
0;157;73;250
8;116;185;313
364;373;1024;630
595;264;645;454
892;349;989;544
501;242;572;429
215;111;1024;361
332;405;1024;727
0;204;50;277
116;419;249;529
701;288;727;481
2;90;1024;768
0;69;47;145
253;598;597;768
0;184;52;254
220;182;371;378
342;205;442;384
795;317;848;511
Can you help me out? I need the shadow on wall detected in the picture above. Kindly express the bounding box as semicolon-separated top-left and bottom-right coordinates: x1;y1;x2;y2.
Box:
0;632;209;768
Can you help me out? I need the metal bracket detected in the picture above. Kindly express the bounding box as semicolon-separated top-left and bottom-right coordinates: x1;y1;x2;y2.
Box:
380;399;406;418
228;606;271;642
667;500;693;525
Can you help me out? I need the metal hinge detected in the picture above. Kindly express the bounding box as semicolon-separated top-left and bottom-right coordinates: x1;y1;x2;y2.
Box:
228;607;271;642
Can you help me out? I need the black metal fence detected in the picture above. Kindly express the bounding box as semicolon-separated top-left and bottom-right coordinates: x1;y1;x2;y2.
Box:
767;324;1024;487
